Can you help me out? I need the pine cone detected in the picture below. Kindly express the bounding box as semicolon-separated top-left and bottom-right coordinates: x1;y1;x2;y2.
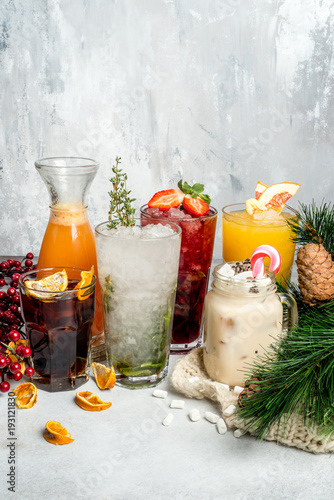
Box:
296;243;334;306
237;378;262;407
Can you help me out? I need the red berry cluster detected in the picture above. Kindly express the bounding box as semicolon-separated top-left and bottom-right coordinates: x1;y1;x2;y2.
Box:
0;252;35;287
0;253;36;393
0;342;34;392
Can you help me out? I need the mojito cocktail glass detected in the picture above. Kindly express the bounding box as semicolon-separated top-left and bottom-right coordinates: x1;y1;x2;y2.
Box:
95;219;181;389
140;205;217;353
222;203;299;282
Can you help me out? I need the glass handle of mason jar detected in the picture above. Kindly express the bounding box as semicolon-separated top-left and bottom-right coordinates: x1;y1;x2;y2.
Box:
278;293;299;332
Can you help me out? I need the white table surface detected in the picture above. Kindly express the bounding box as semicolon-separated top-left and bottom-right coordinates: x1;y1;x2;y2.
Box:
0;351;333;500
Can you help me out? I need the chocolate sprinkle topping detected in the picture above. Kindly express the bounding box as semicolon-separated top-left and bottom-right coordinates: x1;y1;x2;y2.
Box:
231;259;252;274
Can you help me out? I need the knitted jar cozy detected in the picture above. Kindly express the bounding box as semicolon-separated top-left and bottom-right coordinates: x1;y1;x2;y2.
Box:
171;348;334;454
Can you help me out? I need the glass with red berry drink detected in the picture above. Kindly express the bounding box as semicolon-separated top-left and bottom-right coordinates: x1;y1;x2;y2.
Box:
141;181;217;353
18;267;96;392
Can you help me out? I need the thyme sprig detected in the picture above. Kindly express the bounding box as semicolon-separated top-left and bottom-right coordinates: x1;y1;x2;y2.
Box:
107;156;136;229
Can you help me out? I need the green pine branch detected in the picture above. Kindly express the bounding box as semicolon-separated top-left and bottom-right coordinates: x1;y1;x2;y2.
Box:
236;201;334;440
236;300;334;440
287;200;334;256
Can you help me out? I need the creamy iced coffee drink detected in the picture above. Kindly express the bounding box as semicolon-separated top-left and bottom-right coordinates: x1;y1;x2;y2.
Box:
203;260;297;387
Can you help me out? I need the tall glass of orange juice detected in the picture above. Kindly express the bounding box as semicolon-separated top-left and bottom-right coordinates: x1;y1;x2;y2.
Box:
222;203;299;282
35;158;104;353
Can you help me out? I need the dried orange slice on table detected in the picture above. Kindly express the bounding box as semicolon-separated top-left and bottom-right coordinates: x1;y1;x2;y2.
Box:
92;362;116;390
74;266;95;300
13;382;37;409
75;391;112;411
43;421;74;445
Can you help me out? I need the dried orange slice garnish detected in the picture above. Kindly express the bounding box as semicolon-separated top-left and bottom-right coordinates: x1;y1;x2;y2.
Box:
75;391;112;411
92;362;116;390
74;266;95;300
8;339;28;350
8;355;25;372
246;182;300;216
7;340;27;372
43;421;74;445
12;382;37;409
25;269;68;299
255;181;268;200
258;182;300;211
245;197;265;215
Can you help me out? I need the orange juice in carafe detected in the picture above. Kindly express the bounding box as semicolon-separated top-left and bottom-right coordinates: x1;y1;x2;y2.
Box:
35;157;104;348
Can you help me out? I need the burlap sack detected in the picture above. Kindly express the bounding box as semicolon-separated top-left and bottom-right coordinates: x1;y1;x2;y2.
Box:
171;348;334;454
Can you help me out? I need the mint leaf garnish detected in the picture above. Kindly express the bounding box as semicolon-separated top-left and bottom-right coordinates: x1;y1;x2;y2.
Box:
199;193;211;205
178;179;211;205
191;183;204;194
178;180;192;195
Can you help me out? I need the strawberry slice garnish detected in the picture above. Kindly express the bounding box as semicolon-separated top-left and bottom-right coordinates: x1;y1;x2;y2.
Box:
182;195;210;216
148;189;184;210
147;180;212;215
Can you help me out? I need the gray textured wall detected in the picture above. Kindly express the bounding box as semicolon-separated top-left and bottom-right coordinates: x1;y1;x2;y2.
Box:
1;0;333;257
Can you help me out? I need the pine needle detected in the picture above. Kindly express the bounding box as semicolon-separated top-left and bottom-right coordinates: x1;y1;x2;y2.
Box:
236;299;334;440
287;200;334;256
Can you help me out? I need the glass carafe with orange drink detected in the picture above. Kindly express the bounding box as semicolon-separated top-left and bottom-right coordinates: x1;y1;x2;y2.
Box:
35;157;104;354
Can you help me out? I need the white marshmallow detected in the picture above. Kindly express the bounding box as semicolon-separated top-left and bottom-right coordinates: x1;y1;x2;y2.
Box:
152;389;168;399
233;386;244;395
216;263;235;278
223;404;236;417
189;408;200;422
162;414;174;426
232;271;253;281
234;428;246;438
170;399;185;409
204;411;220;424
217;418;227;435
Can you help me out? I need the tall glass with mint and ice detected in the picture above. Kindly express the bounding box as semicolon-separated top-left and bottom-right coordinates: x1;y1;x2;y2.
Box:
95;219;181;389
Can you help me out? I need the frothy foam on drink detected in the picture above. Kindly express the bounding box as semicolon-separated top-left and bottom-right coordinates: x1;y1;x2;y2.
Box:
50;205;88;226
